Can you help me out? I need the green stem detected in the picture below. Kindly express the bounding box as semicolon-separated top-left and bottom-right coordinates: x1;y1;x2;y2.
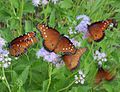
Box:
46;63;52;92
57;80;75;92
19;0;24;34
2;67;11;92
9;0;16;16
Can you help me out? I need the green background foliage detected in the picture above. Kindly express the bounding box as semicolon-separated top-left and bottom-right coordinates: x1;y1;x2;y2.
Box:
0;0;120;92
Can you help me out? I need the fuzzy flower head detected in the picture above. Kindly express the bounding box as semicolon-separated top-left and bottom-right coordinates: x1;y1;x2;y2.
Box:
75;15;91;39
94;50;107;66
68;27;77;35
64;35;81;47
0;37;11;68
74;70;85;84
0;37;6;47
51;0;59;4
36;47;64;67
70;38;81;47
41;0;49;5
32;0;40;6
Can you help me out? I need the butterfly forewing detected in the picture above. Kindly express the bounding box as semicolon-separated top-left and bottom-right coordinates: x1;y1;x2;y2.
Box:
37;24;60;51
62;48;87;70
10;32;36;46
88;19;117;42
54;36;76;54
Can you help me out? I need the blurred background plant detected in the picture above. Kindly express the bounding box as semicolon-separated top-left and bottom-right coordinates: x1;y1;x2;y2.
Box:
0;0;120;92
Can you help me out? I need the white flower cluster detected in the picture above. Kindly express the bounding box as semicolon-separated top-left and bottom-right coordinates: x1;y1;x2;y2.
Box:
74;70;85;84
68;27;77;35
75;15;91;39
32;0;59;6
51;0;59;4
0;37;11;68
70;38;81;47
32;0;48;6
94;50;107;66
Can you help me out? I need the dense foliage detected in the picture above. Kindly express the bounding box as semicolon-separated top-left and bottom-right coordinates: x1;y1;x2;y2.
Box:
0;0;120;92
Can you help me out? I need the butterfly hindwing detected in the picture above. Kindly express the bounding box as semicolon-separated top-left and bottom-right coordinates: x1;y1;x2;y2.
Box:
62;48;87;70
54;36;76;54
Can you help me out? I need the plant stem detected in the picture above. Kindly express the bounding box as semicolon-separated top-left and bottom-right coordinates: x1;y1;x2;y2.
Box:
2;67;11;92
57;80;75;92
46;63;52;92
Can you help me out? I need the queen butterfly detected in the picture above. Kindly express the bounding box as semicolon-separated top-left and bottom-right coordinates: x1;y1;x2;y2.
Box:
36;24;76;54
87;19;117;42
9;32;37;56
62;48;87;70
95;67;115;84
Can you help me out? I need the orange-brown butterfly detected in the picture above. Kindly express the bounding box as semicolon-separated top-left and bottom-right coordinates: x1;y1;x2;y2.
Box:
62;48;87;70
95;67;115;84
9;32;37;56
36;24;76;54
87;19;117;42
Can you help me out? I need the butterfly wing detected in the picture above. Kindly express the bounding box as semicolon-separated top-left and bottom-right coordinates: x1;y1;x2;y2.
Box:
62;48;87;70
88;19;116;42
9;34;37;56
9;42;29;56
54;36;76;54
10;32;36;46
103;70;115;81
95;67;104;84
95;67;115;84
88;22;105;42
37;24;60;51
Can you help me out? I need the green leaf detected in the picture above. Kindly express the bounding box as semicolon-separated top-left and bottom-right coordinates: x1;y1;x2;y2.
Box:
42;80;49;92
103;84;113;92
25;20;33;32
69;86;90;92
10;0;19;9
16;66;30;87
59;0;73;9
24;1;34;13
49;9;55;27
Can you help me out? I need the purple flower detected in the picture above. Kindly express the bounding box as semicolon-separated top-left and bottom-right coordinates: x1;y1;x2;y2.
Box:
75;15;91;39
36;47;63;65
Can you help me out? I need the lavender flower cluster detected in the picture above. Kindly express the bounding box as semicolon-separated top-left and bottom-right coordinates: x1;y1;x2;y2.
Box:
0;37;11;68
75;15;91;39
